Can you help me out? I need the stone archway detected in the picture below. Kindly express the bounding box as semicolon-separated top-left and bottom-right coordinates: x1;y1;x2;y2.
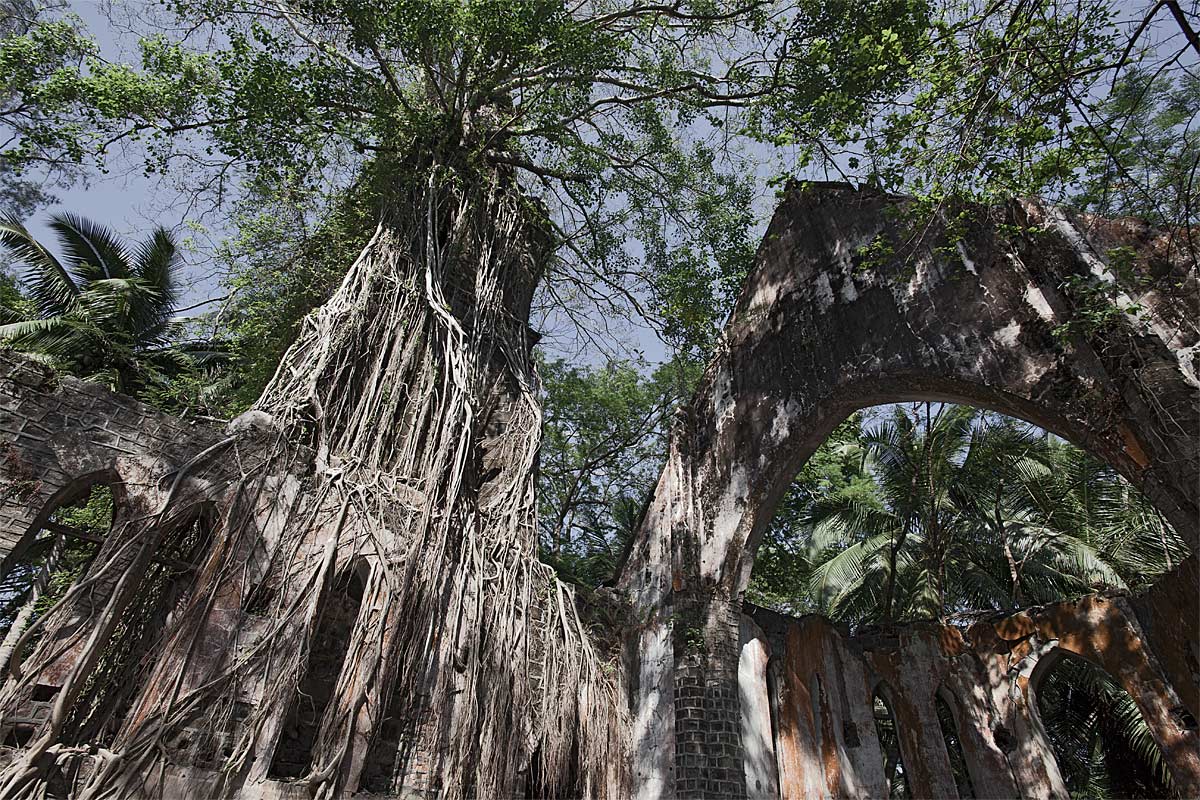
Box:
0;468;124;578
617;183;1198;799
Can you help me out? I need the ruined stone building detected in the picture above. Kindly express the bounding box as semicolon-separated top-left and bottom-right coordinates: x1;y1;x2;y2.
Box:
0;184;1196;798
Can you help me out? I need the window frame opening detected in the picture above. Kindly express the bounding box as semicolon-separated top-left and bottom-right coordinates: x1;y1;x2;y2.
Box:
935;687;976;799
872;686;912;799
268;562;368;781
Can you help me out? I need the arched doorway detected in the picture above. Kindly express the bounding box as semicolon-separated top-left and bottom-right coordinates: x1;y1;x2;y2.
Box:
745;402;1186;628
1032;649;1176;798
269;561;369;781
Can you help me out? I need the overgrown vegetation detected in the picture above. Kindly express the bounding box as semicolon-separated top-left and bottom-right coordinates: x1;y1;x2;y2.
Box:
0;0;1194;798
748;403;1188;624
536;355;698;586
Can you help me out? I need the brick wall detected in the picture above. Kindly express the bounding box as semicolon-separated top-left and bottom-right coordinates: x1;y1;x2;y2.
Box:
618;183;1198;798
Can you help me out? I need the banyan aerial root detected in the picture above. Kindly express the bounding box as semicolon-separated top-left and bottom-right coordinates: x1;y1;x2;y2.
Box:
0;165;628;800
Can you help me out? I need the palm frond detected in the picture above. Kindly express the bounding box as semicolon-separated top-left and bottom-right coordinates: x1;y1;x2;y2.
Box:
0;317;95;361
130;228;180;343
806;533;895;620
806;489;894;550
50;213;133;283
1038;656;1174;798
0;214;78;316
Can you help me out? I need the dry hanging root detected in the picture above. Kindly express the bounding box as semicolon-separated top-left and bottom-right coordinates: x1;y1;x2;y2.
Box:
0;165;628;799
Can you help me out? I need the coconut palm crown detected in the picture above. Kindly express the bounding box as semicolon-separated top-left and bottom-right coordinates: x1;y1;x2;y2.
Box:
0;214;218;396
791;405;1188;626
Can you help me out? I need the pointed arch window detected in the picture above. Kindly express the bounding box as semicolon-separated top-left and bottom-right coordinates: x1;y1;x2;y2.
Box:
873;689;911;799
935;689;975;798
1034;650;1175;798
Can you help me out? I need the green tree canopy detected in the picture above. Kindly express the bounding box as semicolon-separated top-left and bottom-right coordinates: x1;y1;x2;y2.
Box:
747;404;1189;625
4;1;1193;361
537;354;699;585
0;213;222;397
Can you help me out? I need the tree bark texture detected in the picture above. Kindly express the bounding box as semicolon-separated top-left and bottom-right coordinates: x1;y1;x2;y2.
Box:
0;166;626;800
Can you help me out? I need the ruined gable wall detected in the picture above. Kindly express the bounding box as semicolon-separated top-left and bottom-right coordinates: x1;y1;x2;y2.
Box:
619;183;1198;799
742;557;1200;800
0;353;223;566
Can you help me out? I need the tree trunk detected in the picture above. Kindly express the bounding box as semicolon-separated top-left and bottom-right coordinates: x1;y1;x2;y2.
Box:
0;164;626;800
881;526;906;625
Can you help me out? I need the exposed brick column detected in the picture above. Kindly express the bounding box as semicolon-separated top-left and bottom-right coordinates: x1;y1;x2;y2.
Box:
672;591;746;799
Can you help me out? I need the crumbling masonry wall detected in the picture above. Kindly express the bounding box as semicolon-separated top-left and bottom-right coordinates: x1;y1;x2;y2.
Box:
0;354;464;797
0;182;1195;799
740;556;1200;800
0;355;224;563
617;183;1198;799
0;348;569;798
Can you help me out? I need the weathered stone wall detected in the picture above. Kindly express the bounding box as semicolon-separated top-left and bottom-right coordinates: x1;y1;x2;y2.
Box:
0;182;1195;799
618;183;1198;799
740;557;1200;800
0;353;223;566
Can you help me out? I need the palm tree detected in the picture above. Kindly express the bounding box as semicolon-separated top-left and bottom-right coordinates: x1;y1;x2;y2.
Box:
1020;443;1189;596
801;403;982;624
0;213;219;396
947;416;1123;610
790;405;1188;626
758;403;1189;797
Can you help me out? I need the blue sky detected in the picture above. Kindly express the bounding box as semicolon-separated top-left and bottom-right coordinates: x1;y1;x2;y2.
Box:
14;3;230;314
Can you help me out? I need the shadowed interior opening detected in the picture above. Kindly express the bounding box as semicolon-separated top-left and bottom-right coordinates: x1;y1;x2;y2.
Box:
935;689;975;799
872;689;911;799
1034;650;1174;799
269;564;367;780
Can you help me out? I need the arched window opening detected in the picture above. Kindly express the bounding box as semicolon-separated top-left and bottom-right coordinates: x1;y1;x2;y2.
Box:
935;690;975;798
269;565;366;780
62;506;217;745
745;403;1188;628
0;484;115;674
873;690;911;799
1035;651;1174;799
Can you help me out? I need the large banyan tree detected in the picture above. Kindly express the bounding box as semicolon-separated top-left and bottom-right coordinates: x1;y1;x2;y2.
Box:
0;0;1194;797
0;2;807;796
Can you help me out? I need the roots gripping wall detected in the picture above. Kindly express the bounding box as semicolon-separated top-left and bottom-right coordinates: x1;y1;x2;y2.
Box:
0;183;1196;799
